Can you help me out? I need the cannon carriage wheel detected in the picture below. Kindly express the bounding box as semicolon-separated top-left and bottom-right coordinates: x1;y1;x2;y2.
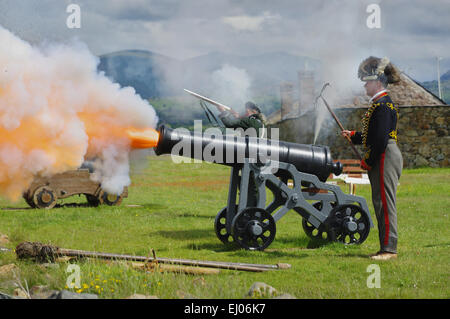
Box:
302;203;370;245
231;207;276;251
214;206;236;245
86;189;124;207
302;219;330;241
32;186;57;209
325;204;371;245
301;201;336;241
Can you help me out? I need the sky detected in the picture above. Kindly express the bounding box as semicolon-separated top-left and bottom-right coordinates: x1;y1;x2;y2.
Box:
0;0;449;82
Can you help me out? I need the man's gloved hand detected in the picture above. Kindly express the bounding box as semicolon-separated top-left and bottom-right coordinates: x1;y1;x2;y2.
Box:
341;130;353;138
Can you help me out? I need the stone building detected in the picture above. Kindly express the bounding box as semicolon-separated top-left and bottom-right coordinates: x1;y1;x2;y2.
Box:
267;70;449;168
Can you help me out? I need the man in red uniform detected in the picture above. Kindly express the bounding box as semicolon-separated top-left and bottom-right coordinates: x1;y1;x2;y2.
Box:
342;57;403;260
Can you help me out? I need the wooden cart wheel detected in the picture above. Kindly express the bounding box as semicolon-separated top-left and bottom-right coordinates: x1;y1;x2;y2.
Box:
23;191;36;208
98;189;124;206
85;194;100;207
32;186;57;209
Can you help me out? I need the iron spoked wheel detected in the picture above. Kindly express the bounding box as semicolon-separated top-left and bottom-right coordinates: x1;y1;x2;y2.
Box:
326;204;371;245
214;206;236;245
231;207;276;251
302;201;336;241
302;219;330;241
32;186;57;209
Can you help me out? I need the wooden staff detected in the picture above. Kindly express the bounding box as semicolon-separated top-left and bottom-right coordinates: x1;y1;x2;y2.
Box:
15;242;290;272
318;83;362;160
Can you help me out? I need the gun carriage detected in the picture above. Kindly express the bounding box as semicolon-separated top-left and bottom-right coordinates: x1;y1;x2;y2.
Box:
155;125;373;250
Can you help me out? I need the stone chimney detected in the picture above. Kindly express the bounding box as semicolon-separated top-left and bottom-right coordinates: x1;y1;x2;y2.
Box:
298;70;315;111
280;82;295;120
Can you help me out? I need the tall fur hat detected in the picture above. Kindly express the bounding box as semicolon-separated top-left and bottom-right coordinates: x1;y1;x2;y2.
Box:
358;56;400;84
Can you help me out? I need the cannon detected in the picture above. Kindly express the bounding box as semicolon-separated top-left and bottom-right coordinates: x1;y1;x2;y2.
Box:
23;169;128;209
154;125;373;250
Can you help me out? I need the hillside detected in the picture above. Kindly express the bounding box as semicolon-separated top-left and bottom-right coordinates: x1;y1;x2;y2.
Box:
98;49;318;127
441;70;450;81
98;50;181;99
182;51;321;96
421;70;450;104
98;50;448;129
98;50;320;99
149;94;281;130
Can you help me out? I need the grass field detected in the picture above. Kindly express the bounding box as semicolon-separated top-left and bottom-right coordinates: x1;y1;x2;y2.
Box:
0;155;449;299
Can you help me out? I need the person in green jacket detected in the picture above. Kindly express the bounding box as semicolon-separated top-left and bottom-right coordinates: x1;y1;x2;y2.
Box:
217;101;266;138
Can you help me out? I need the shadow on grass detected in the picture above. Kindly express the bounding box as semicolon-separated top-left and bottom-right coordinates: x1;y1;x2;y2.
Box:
184;242;312;258
334;253;372;258
424;243;450;248
1;206;34;211
263;251;309;259
185;242;238;252
306;240;334;249
136;203;167;210
56;203;91;208
5;202;122;210
58;202;171;210
172;212;213;219
152;229;212;240
185;238;335;256
184;235;340;254
1;202;146;210
275;236;334;249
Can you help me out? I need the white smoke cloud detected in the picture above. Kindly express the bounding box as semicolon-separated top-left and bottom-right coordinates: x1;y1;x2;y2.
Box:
0;1;449;81
222;11;280;32
89;145;131;195
210;64;253;111
0;26;158;200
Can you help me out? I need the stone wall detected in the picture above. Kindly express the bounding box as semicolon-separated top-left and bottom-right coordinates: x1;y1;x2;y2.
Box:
268;105;449;168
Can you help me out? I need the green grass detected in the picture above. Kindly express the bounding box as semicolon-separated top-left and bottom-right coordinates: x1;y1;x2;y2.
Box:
0;156;449;299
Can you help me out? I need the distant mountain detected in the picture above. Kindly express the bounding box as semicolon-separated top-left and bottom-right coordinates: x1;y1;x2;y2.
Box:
97;50;321;99
98;50;182;99
441;70;450;81
183;51;320;92
420;69;450;104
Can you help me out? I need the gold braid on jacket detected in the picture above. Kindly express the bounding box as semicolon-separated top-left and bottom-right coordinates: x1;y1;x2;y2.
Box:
361;102;380;147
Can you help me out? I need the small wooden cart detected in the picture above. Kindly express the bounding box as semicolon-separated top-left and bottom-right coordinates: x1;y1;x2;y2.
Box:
22;169;128;209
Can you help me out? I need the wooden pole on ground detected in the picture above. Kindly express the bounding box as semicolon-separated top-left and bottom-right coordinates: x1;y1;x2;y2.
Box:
15;242;291;273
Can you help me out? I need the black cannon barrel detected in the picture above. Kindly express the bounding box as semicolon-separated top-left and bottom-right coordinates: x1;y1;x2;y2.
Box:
154;125;342;182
